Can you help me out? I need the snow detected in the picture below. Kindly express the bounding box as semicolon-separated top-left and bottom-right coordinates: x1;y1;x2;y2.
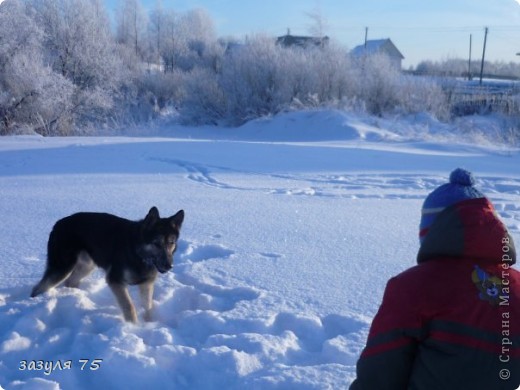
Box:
0;110;519;389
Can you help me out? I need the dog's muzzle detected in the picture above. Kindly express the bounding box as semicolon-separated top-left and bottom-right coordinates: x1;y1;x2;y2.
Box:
156;263;172;273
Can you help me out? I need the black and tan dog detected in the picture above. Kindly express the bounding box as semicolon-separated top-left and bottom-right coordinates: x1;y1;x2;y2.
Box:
31;207;184;323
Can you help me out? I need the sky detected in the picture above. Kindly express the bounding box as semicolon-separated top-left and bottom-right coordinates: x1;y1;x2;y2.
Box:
104;0;520;68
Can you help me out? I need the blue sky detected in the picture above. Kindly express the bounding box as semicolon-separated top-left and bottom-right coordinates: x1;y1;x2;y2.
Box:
106;0;520;67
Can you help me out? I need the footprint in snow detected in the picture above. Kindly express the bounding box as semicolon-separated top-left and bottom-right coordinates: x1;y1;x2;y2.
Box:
177;242;235;263
259;252;283;259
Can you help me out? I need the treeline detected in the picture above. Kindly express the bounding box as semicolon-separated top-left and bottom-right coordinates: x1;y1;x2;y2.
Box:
415;58;520;79
0;0;452;135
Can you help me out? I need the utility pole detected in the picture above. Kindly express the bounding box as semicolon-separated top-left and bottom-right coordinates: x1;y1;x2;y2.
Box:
468;34;472;81
479;27;488;86
364;27;368;49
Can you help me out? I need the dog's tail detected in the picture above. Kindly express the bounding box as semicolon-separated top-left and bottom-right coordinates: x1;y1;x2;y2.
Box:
31;221;79;297
31;269;69;297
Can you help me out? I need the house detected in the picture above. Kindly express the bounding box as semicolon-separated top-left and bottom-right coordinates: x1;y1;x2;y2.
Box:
351;38;404;70
276;30;329;49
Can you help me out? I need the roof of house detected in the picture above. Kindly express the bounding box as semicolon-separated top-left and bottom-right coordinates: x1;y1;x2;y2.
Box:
351;38;404;59
276;34;330;48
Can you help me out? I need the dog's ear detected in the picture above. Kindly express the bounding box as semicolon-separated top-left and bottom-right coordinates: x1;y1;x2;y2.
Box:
143;207;160;229
170;210;184;229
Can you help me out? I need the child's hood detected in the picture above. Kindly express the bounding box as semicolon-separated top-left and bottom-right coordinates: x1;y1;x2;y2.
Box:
417;197;516;265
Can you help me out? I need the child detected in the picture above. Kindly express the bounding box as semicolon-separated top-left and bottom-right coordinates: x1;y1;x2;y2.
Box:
350;168;519;389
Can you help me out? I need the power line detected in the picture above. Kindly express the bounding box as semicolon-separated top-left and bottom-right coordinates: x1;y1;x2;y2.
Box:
333;25;520;34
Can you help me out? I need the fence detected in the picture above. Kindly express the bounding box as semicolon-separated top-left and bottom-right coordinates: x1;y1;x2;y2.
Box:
444;81;520;117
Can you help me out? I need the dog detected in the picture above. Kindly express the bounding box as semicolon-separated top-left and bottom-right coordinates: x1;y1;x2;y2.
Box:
31;207;184;323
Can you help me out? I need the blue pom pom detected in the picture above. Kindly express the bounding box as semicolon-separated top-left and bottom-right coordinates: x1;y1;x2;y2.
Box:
449;168;475;186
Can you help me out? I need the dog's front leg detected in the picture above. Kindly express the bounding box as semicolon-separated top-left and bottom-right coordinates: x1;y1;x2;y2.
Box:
109;283;137;323
139;281;154;322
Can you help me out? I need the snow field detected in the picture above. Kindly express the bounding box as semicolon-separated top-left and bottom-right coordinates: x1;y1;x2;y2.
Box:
0;111;519;389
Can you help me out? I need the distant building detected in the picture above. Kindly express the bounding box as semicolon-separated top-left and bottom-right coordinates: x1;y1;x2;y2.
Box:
276;30;329;49
351;38;404;70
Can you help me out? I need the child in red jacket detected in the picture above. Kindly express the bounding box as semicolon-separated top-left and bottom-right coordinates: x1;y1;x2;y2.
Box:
350;168;519;389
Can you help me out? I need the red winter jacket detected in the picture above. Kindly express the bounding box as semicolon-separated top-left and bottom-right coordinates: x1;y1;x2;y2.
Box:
350;198;519;389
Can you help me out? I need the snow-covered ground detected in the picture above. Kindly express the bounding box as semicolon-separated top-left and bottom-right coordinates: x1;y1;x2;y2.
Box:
0;110;519;389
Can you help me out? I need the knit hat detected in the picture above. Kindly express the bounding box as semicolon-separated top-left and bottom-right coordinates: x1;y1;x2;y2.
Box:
419;168;485;242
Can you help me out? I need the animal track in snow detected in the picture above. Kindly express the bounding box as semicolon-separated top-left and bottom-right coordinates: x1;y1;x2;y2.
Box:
178;242;235;263
480;177;520;195
494;202;520;234
259;252;283;260
201;311;368;368
151;158;443;200
150;158;243;190
158;240;369;372
165;241;261;321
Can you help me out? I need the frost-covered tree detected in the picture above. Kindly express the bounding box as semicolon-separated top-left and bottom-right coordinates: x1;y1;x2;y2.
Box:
305;43;352;102
0;0;73;135
143;6;219;72
179;8;216;48
219;35;284;123
124;5;224;124
145;4;180;72
181;67;226;125
182;36;358;125
173;8;219;71
0;0;456;135
147;0;165;66
415;58;520;79
397;76;449;120
116;0;148;59
28;0;124;131
353;53;401;115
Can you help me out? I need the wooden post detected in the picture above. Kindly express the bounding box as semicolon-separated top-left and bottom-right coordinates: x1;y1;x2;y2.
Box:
468;34;472;81
479;27;488;86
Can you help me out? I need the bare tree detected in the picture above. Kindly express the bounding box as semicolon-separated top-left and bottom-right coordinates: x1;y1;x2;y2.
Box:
305;1;328;37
